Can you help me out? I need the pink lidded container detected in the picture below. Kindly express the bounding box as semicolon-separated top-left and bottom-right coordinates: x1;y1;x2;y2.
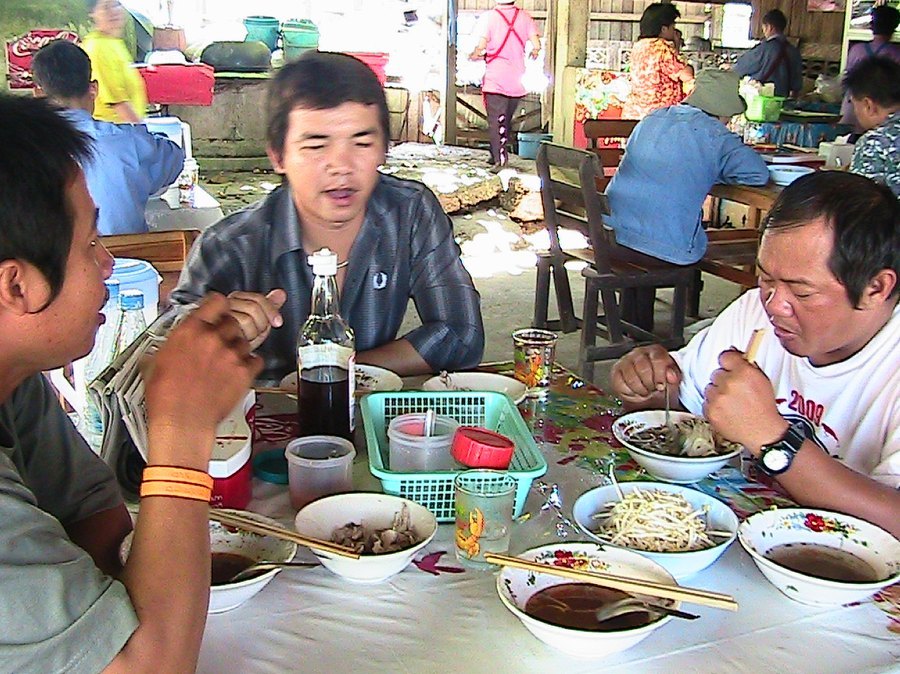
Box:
451;427;515;470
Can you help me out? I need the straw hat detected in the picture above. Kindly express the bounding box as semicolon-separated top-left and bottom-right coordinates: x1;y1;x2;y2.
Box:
683;69;747;117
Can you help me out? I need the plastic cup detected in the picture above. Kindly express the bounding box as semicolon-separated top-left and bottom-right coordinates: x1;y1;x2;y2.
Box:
454;469;517;570
285;436;355;510
388;412;460;472
512;328;558;389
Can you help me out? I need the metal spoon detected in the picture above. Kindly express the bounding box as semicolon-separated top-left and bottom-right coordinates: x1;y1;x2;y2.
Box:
595;597;699;624
227;561;320;584
663;384;674;433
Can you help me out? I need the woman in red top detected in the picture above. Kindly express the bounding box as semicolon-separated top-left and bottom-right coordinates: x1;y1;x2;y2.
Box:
623;3;694;120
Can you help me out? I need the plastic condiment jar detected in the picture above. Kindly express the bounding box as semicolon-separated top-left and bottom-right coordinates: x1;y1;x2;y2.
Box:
451;427;515;469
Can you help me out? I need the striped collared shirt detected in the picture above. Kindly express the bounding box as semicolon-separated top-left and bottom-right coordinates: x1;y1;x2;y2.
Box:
170;175;484;381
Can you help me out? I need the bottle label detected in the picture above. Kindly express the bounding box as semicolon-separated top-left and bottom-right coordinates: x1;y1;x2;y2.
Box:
298;343;353;369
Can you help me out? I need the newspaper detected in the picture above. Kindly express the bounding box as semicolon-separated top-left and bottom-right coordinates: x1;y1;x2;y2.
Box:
89;304;195;496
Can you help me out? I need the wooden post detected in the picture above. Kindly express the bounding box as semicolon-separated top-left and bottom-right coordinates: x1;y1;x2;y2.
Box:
444;0;458;145
550;0;588;145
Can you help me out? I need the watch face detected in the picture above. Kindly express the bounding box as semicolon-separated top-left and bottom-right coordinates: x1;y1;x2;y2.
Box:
763;448;791;472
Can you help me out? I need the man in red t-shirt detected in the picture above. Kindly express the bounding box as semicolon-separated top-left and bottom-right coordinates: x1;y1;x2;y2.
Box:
468;0;541;171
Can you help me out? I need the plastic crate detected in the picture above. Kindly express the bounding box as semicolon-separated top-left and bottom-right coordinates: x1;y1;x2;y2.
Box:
361;391;547;522
745;95;785;122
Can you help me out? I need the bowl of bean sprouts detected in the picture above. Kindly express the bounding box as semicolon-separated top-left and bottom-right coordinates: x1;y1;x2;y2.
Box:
572;481;739;580
612;411;743;484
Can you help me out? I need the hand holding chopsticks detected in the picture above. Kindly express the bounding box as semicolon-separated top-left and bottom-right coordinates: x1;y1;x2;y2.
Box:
209;509;360;559
744;329;765;365
483;553;738;611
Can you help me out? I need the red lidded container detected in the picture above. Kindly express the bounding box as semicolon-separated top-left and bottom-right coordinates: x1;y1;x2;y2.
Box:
451;426;515;470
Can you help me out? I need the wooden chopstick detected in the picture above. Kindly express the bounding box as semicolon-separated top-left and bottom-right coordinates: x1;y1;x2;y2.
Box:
209;509;360;559
484;553;739;611
745;329;766;365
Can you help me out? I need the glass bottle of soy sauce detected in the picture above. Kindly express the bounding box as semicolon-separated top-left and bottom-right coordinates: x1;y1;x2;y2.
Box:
296;248;355;440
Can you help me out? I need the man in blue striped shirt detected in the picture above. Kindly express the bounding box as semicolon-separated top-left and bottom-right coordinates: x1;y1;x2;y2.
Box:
171;52;484;381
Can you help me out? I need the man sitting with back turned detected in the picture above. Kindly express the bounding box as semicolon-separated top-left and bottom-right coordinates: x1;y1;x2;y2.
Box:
171;51;485;381
605;69;769;265
732;9;803;98
31;39;184;236
0;94;262;672
846;57;900;198
611;172;899;537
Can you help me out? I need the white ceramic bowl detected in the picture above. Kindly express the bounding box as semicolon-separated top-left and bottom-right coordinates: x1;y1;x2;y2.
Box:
768;165;815;186
293;493;437;583
572;482;738;580
496;542;679;659
422;372;528;403
120;509;298;614
612;411;741;484
739;508;900;606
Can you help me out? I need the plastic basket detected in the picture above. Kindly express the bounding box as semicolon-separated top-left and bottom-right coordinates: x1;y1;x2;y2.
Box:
745;95;785;122
361;391;547;522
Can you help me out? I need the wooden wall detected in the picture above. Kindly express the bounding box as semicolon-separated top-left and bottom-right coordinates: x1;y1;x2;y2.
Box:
457;0;844;51
752;0;844;54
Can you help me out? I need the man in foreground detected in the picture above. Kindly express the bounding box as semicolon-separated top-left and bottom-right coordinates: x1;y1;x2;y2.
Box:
31;39;184;235
606;69;769;265
846;57;900;198
732;9;803;98
611;172;899;537
0;95;262;671
171;51;484;381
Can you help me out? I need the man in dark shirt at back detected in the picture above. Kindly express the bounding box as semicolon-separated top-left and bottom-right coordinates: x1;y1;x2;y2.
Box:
171;51;485;381
733;9;803;98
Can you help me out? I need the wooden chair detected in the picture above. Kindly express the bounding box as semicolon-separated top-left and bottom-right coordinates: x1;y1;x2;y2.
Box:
533;142;695;380
101;229;200;307
582;118;639;191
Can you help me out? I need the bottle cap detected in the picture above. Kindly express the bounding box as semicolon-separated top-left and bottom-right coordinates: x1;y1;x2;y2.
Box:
105;278;121;302
308;248;338;276
119;289;145;311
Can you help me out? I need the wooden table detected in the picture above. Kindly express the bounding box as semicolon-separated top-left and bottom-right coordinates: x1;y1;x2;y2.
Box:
708;181;782;230
195;369;898;674
692;181;783;302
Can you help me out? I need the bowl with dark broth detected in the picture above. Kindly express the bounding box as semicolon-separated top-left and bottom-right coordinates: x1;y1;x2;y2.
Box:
495;542;679;658
206;510;299;613
121;509;298;614
738;508;900;607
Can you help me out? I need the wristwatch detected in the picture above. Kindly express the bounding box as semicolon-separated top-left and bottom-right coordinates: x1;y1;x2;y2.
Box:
758;423;806;476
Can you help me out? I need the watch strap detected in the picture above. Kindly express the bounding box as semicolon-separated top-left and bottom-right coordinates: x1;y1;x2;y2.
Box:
758;422;806;476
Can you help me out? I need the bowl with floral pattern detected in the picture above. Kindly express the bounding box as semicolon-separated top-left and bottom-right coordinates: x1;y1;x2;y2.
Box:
495;542;679;659
738;508;900;606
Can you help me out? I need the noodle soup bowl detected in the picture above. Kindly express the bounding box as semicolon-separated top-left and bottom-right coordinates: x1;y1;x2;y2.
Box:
120;509;298;614
572;482;738;580
613;411;742;484
293;493;437;583
496;542;679;659
738;507;900;606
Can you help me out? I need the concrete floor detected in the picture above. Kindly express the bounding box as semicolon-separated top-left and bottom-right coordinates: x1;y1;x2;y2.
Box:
401;246;744;391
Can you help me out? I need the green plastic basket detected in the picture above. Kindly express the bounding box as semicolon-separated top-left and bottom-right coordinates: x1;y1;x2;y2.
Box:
745;95;785;122
361;391;547;522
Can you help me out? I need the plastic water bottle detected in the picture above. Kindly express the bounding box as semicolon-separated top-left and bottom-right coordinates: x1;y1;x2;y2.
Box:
115;289;148;358
296;248;356;440
80;279;121;452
